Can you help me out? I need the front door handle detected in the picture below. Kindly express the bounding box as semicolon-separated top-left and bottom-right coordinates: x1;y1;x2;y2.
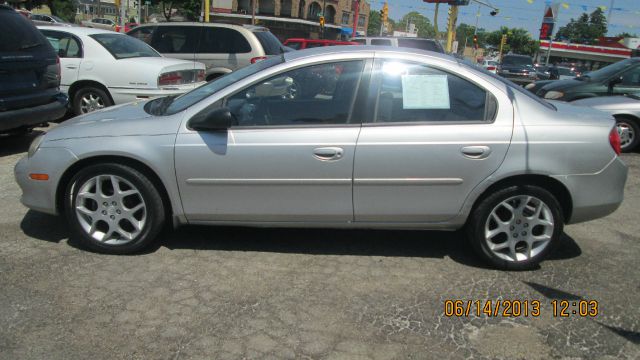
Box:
313;147;344;161
461;145;491;159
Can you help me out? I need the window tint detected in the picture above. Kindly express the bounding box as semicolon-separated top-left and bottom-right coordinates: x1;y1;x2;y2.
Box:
252;30;284;55
0;11;47;52
225;60;364;126
621;66;640;86
397;38;442;53
198;27;251;53
151;26;199;53
41;30;82;58
371;39;391;46
128;26;155;45
374;61;492;123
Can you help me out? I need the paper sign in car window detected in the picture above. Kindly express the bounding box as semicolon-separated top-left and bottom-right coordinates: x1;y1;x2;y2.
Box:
401;75;450;109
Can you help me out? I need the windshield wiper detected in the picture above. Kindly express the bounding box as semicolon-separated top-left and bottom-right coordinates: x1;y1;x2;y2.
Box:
19;43;42;50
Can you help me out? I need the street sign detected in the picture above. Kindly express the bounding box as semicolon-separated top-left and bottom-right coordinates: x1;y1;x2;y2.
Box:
539;3;559;40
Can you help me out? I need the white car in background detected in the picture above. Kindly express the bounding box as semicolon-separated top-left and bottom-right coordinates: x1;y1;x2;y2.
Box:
481;59;499;74
81;18;116;31
38;26;206;115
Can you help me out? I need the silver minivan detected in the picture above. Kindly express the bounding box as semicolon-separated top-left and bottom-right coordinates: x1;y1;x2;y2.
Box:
128;22;287;81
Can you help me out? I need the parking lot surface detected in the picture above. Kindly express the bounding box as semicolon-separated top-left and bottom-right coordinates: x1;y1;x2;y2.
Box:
1;130;639;360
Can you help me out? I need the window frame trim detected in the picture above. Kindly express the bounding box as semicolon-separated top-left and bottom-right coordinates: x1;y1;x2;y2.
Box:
368;58;499;126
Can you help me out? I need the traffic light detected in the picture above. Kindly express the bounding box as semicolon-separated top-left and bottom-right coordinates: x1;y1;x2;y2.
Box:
473;34;478;49
382;2;388;22
319;16;325;28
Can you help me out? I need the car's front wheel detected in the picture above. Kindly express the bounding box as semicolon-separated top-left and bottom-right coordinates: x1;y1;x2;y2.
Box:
467;185;564;270
64;163;165;254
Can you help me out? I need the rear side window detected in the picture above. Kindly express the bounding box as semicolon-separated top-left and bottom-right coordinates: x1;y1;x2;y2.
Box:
90;33;159;59
371;39;391;46
198;27;251;54
373;61;494;123
252;30;284;55
397;38;442;53
151;26;199;53
128;26;156;45
0;10;48;52
41;30;82;58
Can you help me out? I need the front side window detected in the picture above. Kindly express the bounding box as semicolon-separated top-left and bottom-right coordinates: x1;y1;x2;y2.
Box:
225;60;364;127
42;30;82;58
198;27;251;54
90;33;159;59
373;61;495;123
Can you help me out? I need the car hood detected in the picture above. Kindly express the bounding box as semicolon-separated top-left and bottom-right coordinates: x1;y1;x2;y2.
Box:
43;100;184;142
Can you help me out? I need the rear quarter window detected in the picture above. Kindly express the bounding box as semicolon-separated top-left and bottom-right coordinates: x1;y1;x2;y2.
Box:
253;30;284;55
198;27;251;54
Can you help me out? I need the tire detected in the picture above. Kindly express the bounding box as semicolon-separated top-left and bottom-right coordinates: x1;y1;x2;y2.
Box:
72;86;113;115
614;116;640;153
64;163;165;254
466;185;564;270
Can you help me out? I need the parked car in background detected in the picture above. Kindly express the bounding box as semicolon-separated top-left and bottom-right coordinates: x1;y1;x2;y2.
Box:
31;13;73;27
15;46;627;270
497;54;537;85
283;38;359;50
351;37;445;53
0;5;67;134
115;22;138;33
573;95;640;152
481;59;499;74
526;58;640;101
39;26;206;115
555;66;579;80
81;18;116;31
128;23;287;81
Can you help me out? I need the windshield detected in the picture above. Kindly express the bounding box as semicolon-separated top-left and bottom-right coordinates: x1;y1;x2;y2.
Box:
90;33;160;59
502;56;533;67
253;30;285;55
581;59;634;81
157;56;285;115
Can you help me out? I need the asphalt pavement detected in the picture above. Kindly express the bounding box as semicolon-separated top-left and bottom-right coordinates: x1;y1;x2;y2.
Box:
1;128;639;360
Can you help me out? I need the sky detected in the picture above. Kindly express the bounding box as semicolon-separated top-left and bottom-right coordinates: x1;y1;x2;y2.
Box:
368;0;640;37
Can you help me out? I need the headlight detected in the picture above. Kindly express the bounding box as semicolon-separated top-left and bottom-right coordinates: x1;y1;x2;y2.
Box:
28;134;45;158
524;83;536;90
544;91;564;100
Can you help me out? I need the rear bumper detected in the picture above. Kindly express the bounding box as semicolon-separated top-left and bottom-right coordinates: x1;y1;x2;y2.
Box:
0;93;68;132
554;156;628;224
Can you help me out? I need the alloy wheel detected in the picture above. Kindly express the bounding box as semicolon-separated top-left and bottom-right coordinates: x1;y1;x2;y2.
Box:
80;92;105;113
617;121;635;150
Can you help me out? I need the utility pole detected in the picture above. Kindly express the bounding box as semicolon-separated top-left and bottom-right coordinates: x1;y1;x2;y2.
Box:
607;0;615;24
138;0;143;23
119;0;125;31
205;0;210;22
251;0;256;24
433;3;439;39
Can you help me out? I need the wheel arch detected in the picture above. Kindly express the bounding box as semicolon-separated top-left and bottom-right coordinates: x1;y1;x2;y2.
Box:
469;174;573;224
613;113;640;123
68;80;115;105
56;155;173;221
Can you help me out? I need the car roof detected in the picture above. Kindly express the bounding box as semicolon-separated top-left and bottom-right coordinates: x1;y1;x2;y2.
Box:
134;21;251;30
283;45;455;63
37;26;121;36
354;36;438;41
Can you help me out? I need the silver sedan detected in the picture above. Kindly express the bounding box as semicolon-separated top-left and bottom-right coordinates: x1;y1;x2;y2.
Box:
572;95;640;152
14;46;628;270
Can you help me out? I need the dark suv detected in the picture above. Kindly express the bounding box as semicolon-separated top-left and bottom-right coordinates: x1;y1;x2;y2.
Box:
497;54;538;85
0;5;67;134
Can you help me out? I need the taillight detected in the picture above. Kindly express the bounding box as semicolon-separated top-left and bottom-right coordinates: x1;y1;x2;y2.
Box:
196;69;205;82
487;66;496;71
250;56;267;64
609;127;621;155
158;71;183;86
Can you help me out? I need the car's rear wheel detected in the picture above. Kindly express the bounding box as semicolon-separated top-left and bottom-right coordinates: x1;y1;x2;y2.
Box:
73;86;112;115
467;185;564;270
614;116;639;152
64;163;165;254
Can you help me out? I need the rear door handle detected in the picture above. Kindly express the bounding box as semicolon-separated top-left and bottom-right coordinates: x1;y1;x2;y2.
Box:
65;66;77;69
461;146;491;159
313;147;344;161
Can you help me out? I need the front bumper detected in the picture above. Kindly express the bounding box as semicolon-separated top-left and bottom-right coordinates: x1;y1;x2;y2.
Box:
14;147;79;215
554;156;628;224
109;82;206;105
498;73;537;85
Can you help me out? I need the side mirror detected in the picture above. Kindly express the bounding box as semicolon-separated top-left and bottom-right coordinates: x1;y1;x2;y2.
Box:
187;107;236;131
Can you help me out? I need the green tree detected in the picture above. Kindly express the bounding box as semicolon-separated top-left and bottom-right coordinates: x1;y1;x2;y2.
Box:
396;11;434;38
485;26;539;56
367;10;381;36
23;0;78;22
616;32;637;38
555;8;608;44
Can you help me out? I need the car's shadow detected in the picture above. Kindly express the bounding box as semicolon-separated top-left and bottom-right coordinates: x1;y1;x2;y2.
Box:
20;210;582;270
